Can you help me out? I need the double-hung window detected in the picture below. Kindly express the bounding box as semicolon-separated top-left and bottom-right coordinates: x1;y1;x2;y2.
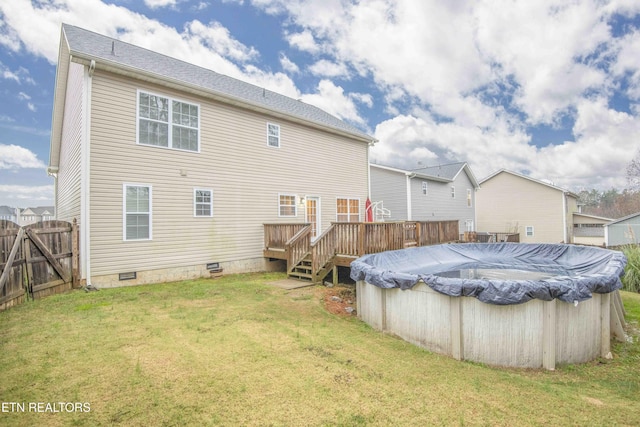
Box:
279;194;297;217
138;91;199;152
194;189;213;217
337;198;360;222
422;181;428;195
467;189;472;207
124;184;151;240
267;123;280;148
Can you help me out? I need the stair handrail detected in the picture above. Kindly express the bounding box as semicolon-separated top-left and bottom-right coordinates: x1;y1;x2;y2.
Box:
310;223;338;279
285;224;312;275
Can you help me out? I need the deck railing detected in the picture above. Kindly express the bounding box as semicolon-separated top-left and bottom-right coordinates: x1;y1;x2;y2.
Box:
468;232;520;243
285;225;312;275
311;225;338;278
266;220;460;283
264;223;310;249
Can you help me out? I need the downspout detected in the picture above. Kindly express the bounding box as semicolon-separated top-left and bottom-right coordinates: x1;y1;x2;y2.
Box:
82;60;95;285
562;191;568;243
406;173;415;221
47;167;59;216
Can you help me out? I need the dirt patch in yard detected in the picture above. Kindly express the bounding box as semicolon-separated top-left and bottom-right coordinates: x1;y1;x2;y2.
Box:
323;284;357;317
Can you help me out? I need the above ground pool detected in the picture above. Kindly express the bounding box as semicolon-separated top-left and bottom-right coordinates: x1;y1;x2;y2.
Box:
351;243;627;369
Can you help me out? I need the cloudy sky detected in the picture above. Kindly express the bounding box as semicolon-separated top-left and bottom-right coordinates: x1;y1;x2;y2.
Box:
1;0;640;207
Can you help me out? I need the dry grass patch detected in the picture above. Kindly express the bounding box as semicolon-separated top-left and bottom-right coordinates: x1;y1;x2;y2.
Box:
1;273;639;426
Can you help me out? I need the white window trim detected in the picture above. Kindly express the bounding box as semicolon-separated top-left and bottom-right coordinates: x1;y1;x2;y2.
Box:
422;181;428;195
467;189;472;207
526;226;534;237
123;183;152;241
194;188;213;218
278;193;297;217
136;89;201;153
267;123;280;148
336;197;361;222
451;186;456;198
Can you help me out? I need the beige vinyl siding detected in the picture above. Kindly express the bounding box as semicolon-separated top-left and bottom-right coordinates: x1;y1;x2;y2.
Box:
88;70;368;276
476;172;565;243
56;61;84;224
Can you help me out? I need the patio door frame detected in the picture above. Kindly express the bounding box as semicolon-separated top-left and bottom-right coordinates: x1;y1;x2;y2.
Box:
305;196;321;241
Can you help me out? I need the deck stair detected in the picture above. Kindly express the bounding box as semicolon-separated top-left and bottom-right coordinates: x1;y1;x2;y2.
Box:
288;254;313;281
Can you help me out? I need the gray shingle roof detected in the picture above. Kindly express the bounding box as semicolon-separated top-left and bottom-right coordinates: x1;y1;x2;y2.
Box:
62;24;373;142
412;162;468;181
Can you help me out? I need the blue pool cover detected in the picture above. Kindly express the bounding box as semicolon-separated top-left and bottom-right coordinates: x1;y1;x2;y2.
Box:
350;243;627;305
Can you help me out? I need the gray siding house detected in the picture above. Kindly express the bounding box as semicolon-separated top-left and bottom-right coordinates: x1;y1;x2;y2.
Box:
369;162;479;234
0;206;18;223
48;24;374;287
605;212;640;246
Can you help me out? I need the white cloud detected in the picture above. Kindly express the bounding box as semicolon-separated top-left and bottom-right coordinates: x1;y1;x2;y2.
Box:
18;92;30;100
299;80;368;126
27;103;36;112
534;98;640;189
612;29;640;100
144;0;178;9
0;62;34;85
279;53;299;74
371;113;535;181
474;0;611;124
183;20;258;62
0;144;46;170
285;30;320;54
308;59;349;79
0;184;54;205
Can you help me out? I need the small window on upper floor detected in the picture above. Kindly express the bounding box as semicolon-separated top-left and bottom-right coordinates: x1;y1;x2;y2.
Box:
138;91;200;152
526;226;534;237
467;189;472;207
267;123;280;148
422;181;428;195
194;188;213;217
451;186;456;198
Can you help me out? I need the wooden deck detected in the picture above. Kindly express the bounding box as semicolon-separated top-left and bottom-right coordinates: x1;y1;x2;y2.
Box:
264;220;460;283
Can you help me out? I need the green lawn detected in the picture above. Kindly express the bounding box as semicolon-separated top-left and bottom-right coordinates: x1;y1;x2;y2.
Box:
1;273;639;426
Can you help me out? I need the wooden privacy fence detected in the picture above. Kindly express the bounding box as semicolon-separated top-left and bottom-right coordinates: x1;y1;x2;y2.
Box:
0;219;80;311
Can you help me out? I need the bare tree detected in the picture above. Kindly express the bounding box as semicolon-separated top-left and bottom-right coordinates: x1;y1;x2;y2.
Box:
628;149;640;190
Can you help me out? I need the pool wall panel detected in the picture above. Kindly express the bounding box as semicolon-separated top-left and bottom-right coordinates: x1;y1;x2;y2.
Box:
357;280;618;370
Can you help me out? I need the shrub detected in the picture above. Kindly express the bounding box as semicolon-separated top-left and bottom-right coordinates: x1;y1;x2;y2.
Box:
621;244;640;293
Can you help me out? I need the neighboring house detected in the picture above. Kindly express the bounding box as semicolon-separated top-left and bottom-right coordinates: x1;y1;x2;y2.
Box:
369;162;479;235
48;24;374;287
476;169;579;243
605;212;640;247
573;213;612;247
0;206;19;223
19;206;56;225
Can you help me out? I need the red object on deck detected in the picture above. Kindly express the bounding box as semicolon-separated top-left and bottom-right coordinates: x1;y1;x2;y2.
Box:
365;198;373;222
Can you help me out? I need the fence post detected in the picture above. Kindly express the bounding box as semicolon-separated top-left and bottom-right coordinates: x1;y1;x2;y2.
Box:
72;218;80;288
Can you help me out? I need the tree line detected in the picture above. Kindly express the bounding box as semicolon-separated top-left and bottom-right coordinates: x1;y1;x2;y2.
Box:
578;151;640;219
577;188;640;219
